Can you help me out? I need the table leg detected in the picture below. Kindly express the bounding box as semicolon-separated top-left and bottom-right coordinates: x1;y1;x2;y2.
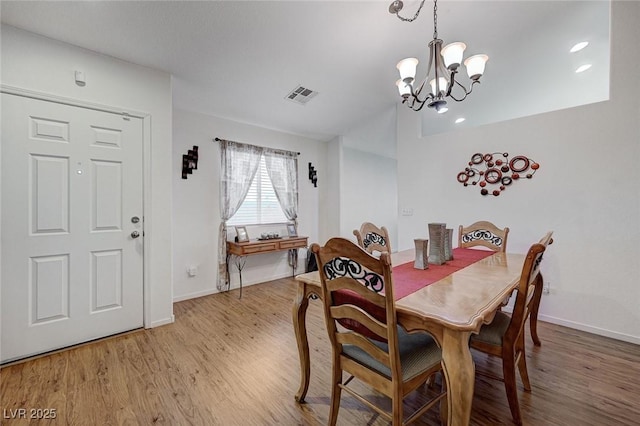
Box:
292;282;316;402
288;248;299;278
441;329;474;426
232;255;247;299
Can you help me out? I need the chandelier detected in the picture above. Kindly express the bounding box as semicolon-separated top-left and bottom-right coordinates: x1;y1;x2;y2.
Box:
390;0;488;113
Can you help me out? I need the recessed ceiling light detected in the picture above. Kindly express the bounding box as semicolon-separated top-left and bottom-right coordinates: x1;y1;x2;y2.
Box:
575;64;592;73
570;41;589;53
455;118;466;124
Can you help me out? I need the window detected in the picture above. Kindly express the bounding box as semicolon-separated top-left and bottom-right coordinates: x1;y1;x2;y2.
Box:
227;156;288;225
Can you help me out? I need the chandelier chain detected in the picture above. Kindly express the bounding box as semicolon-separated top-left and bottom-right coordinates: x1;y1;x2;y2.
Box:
433;0;438;39
394;0;427;22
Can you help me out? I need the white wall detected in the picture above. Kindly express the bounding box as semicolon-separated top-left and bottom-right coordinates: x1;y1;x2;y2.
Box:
172;108;327;301
396;1;640;344
337;107;399;248
341;148;398;249
1;25;175;327
324;136;343;242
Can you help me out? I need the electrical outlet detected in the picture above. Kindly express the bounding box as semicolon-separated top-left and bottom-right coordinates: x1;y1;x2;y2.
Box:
187;265;198;277
543;285;550;295
401;208;413;216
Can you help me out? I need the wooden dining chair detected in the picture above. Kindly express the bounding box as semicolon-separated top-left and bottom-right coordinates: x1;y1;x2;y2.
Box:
529;231;554;346
458;220;509;252
311;238;447;426
353;222;391;255
469;233;551;425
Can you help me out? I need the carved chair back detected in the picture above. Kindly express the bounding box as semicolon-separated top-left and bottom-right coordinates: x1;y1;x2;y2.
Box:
313;237;395;348
353;222;391;255
458;220;510;252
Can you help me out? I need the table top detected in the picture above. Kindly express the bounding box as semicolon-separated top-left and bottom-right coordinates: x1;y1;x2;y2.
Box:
295;248;526;332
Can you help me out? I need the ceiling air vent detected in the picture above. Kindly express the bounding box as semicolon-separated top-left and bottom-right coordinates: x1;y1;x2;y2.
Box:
285;85;318;105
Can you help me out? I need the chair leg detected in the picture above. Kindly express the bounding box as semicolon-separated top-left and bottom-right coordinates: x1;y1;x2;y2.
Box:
502;351;523;425
516;336;531;391
328;364;342;426
392;387;403;426
439;375;448;426
517;354;531;392
530;274;544;346
530;314;541;346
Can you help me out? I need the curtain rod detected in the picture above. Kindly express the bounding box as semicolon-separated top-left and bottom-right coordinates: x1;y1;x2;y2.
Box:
213;137;300;155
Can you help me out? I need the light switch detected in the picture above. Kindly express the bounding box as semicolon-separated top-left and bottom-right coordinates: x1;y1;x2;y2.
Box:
75;70;86;86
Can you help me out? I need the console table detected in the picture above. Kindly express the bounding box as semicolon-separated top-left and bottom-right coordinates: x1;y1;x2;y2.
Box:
226;237;308;298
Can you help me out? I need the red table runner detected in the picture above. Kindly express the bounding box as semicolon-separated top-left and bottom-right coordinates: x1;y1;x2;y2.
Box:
391;247;495;300
334;247;495;341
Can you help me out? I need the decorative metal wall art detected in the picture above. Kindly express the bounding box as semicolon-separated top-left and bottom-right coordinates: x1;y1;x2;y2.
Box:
308;162;318;187
457;152;539;196
181;145;199;179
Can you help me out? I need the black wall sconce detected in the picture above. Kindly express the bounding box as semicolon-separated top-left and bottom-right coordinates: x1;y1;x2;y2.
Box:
182;145;199;179
308;162;317;187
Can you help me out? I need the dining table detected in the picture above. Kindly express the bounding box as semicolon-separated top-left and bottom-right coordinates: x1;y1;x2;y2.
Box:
292;247;527;426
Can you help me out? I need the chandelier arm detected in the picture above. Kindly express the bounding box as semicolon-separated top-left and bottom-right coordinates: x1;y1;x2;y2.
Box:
420;38;438;97
447;92;467;103
403;82;430;111
448;79;478;102
393;0;428;22
407;90;429;111
444;70;457;97
414;79;429;100
408;82;434;109
411;98;429;112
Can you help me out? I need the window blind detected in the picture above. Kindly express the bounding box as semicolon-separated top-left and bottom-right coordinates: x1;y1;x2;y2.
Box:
227;156;288;225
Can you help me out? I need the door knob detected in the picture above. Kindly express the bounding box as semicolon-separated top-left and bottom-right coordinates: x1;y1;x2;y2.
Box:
131;230;140;239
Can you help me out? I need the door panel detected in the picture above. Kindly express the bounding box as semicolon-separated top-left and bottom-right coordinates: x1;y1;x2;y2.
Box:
1;93;144;363
31;154;70;234
91;160;123;231
31;254;70;323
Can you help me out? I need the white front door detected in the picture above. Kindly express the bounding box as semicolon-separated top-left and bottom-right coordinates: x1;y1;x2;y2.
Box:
1;93;144;363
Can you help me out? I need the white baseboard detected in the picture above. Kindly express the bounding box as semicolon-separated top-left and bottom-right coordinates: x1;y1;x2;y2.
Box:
537;313;640;345
173;288;218;302
436;305;640;345
148;315;175;328
172;271;296;303
227;271;296;290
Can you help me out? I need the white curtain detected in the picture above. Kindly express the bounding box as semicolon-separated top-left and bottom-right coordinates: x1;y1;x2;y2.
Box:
263;148;299;223
217;140;263;290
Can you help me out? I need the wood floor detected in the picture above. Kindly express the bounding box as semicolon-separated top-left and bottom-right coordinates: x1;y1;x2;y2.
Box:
2;278;639;425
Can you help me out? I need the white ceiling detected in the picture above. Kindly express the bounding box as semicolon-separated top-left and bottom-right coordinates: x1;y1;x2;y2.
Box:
0;1;610;141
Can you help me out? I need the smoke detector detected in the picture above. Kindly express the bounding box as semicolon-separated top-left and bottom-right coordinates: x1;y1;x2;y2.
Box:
285;85;319;105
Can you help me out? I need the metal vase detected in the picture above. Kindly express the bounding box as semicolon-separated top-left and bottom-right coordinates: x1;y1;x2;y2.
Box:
444;228;454;261
428;223;447;265
414;239;429;269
